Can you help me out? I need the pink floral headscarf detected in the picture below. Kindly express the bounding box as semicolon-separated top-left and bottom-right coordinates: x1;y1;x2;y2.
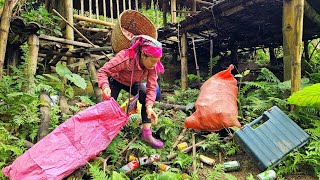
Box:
128;35;165;74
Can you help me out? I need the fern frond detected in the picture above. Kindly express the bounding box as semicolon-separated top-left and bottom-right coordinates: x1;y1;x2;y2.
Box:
257;68;280;83
87;162;108;180
288;83;320;108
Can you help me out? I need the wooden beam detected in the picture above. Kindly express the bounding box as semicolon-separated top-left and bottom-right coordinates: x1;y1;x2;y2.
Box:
181;32;188;90
111;0;114;22
283;0;304;94
39;34;93;48
181;18;211;32
196;0;213;6
304;1;320;26
191;37;201;87
74;15;115;27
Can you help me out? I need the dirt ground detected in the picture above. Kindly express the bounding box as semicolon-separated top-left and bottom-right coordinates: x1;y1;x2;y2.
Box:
197;149;317;180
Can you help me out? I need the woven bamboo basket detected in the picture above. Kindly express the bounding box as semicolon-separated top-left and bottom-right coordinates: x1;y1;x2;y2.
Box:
111;10;157;53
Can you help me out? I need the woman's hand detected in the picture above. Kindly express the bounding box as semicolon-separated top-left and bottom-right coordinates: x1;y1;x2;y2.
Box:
146;106;158;125
102;86;111;100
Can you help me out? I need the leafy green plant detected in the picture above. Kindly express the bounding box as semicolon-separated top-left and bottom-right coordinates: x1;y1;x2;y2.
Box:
21;5;62;36
0;0;4;8
173;151;193;169
287;83;320;108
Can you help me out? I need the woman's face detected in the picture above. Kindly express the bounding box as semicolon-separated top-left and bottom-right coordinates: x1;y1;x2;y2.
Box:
141;53;160;69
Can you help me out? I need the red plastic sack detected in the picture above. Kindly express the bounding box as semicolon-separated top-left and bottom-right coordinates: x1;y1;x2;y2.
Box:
184;65;241;131
3;98;128;180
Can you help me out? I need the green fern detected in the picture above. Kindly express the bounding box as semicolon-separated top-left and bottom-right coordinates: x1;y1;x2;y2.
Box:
288;83;320;108
105;136;128;164
87;162;109;180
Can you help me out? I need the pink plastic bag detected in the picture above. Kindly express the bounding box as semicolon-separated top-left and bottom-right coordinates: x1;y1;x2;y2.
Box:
184;65;241;131
3;98;128;180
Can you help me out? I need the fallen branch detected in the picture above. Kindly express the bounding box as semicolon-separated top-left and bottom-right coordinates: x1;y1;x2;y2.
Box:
172;128;187;148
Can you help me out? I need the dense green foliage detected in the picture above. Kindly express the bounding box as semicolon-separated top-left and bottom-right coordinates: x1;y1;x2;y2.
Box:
0;1;320;179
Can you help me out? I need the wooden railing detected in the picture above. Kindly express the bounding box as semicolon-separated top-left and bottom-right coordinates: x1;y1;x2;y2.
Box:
78;0;139;23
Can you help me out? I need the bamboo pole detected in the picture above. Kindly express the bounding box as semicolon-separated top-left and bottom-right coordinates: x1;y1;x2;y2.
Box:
64;0;75;70
39;34;93;48
128;0;131;9
89;0;93;18
80;0;84;16
135;0;138;11
283;0;304;94
74;15;115;27
123;0;126;11
96;0;100;19
191;37;201;87
23;35;39;92
53;10;112;59
116;0;120;18
192;133;196;172
181;32;188;90
103;0;107;21
171;0;177;23
110;0;114;23
0;0;14;79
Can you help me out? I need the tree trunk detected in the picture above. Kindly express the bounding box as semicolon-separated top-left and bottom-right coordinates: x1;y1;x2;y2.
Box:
171;0;177;23
38;92;51;141
283;0;304;93
269;47;276;66
23;35;39;93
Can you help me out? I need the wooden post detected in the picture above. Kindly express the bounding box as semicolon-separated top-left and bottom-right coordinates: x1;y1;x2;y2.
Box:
304;41;310;62
89;0;93;18
80;0;84;16
269;47;276;66
162;0;167;26
103;0;107;21
23;35;39;92
86;56;103;102
171;0;177;23
64;0;75;71
181;32;188;90
192;134;196;172
191;37;201;87
96;0;100;19
0;0;14;79
110;0;114;22
283;0;304;93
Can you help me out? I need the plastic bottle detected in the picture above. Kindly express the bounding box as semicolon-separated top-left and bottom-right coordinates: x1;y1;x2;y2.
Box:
119;160;139;173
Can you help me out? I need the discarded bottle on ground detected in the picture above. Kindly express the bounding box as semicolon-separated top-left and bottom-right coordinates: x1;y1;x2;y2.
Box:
199;155;215;166
257;170;277;180
223;161;240;172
